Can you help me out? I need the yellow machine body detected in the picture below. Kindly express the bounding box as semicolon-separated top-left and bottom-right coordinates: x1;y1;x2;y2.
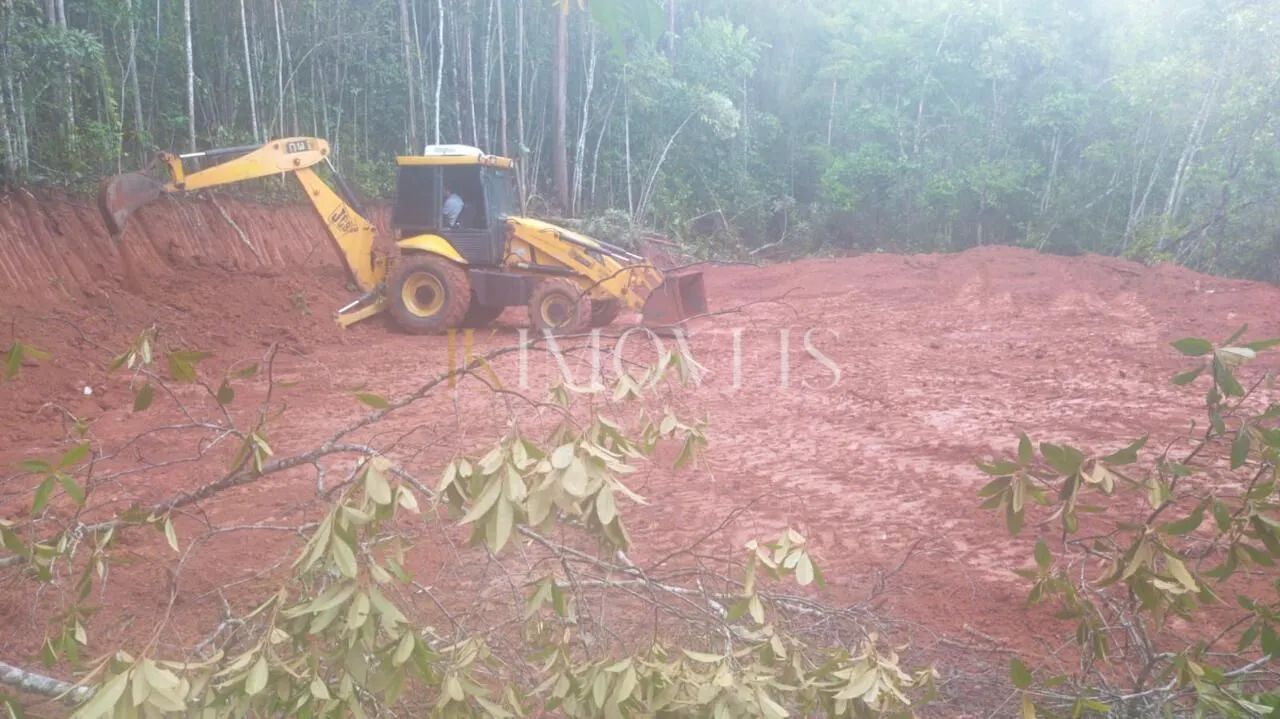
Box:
98;137;706;333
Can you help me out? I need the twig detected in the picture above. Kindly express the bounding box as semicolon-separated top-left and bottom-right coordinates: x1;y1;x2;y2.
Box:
209;195;265;263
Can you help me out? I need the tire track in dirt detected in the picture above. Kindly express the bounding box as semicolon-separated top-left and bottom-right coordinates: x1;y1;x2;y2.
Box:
5;201;1280;710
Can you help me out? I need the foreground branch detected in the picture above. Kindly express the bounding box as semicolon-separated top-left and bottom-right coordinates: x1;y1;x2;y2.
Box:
0;660;90;703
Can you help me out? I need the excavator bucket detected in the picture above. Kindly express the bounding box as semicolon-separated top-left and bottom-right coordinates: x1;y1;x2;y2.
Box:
98;172;164;236
641;269;708;329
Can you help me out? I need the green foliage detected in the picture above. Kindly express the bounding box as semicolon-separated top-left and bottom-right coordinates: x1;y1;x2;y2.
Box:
5;0;1280;278
1;334;932;717
978;325;1280;715
3;340;49;382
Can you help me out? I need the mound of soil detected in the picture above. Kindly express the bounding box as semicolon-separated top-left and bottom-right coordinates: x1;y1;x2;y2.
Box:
3;193;1280;713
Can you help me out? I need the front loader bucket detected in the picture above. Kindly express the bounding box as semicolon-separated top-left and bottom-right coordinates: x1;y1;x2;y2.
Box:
98;172;164;236
641;270;708;328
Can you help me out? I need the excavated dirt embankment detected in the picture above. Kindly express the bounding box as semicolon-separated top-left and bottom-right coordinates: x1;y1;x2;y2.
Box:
0;189;386;300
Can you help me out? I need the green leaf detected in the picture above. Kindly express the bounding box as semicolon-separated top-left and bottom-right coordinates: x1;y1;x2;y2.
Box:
1040;443;1083;475
1223;324;1249;346
331;536;358;578
1214;359;1245;397
1010;658;1032;689
460;476;502;524
681;650;723;663
1171;337;1213;356
355;392;389;409
133;383;154;412
1101;436;1147;466
17;459;52;474
1231;428;1250;469
1017;433;1033;465
1245;338;1280;352
977;460;1021;476
596;485;617;525
365;464;392;505
215;380;235;405
1160;505;1204;535
1212;500;1232;532
1006;502;1024;535
167;355;198;383
231;362;259;379
58;443;90;468
978;477;1011;498
163;517;179;552
562;459;588;496
1165;555;1198;591
551;443;575;470
795;553;815;586
31;477;55;515
1034;539;1051;570
1261;624;1280;658
58;474;85;506
245;656;268;696
4;344;20;381
70;670;128;719
1172;365;1205;386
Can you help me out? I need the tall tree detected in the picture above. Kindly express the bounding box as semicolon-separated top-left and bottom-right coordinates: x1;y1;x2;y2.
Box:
238;0;259;142
397;0;418;151
552;3;570;213
183;0;195;151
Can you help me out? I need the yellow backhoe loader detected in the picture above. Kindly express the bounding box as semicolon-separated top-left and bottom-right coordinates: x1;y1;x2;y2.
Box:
97;137;707;334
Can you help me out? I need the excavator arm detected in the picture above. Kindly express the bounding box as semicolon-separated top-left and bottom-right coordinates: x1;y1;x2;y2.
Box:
98;137;386;293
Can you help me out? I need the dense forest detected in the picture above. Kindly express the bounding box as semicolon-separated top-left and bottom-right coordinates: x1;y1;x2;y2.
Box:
1;0;1278;279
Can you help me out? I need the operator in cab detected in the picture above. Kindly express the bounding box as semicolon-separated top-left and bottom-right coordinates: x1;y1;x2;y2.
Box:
442;184;464;228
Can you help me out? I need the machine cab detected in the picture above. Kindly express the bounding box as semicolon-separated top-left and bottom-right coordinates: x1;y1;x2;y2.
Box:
391;145;519;268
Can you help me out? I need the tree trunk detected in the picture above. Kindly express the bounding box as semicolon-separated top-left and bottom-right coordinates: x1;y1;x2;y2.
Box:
0;73;10;181
666;0;676;57
624;66;634;218
184;0;196;151
450;8;463;141
463;0;477;145
410;0;430;150
516;0;526;211
496;0;508;157
571;27;596;215
552;5;570;213
272;0;286;139
482;0;494;150
826;78;836;147
435;0;444;144
0;0;16;179
398;0;419;151
590;82;619;208
282;5;298;135
126;0;147;153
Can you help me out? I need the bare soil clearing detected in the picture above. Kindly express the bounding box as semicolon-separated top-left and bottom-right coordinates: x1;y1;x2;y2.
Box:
3;193;1280;713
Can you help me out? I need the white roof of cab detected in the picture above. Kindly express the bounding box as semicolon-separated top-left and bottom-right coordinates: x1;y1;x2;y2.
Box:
421;144;485;158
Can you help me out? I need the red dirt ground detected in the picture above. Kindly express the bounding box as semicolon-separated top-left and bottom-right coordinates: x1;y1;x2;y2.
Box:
3;192;1280;714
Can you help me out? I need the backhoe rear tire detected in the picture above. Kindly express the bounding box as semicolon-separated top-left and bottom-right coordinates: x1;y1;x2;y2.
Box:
589;298;621;328
528;279;592;335
388;255;470;334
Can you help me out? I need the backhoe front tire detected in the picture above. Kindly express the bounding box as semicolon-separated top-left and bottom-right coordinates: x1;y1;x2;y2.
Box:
528;279;592;335
388;255;470;334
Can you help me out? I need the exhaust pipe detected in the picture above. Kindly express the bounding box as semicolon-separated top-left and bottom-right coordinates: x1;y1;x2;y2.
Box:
641;269;708;329
98;172;165;237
